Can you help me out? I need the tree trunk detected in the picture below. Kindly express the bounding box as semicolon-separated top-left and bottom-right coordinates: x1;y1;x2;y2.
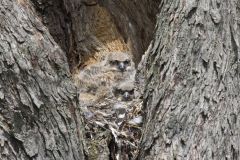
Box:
138;0;240;159
30;0;101;71
0;0;85;159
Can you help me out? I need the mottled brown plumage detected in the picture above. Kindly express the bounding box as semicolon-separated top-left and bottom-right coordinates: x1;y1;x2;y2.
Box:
76;52;136;105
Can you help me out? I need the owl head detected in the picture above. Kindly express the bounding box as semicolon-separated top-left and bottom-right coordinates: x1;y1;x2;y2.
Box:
112;81;135;101
104;52;134;72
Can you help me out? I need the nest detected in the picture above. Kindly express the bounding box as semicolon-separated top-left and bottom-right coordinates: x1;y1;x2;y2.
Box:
82;94;143;160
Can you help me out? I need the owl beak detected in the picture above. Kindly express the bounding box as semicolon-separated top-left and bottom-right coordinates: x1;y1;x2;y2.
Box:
118;62;126;72
123;92;130;101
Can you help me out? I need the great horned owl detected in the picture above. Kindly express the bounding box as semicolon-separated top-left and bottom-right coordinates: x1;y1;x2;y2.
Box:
112;81;135;102
102;52;136;81
103;52;134;72
76;52;136;107
77;52;142;160
76;52;135;90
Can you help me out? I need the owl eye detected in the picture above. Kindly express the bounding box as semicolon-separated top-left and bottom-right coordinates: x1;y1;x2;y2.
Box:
124;60;130;65
128;89;134;95
113;88;121;95
110;60;119;65
117;89;123;94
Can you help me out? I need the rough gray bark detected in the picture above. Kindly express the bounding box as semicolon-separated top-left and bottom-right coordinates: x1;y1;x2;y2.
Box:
138;0;240;159
0;0;85;159
31;0;100;71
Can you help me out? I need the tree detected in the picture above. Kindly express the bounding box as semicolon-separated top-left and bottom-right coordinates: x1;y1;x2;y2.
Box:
138;0;240;159
2;0;240;159
0;0;85;159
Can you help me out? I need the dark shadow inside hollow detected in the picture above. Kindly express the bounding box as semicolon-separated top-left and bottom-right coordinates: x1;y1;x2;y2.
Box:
98;0;160;65
30;0;160;71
